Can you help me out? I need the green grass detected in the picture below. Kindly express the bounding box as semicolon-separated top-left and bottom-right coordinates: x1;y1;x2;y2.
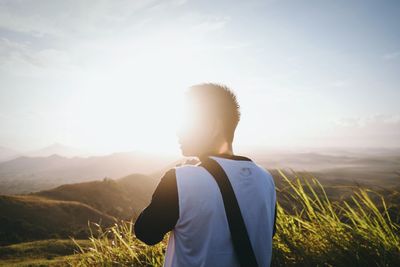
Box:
72;170;400;267
0;194;115;245
271;170;400;266
72;221;167;266
0;239;90;266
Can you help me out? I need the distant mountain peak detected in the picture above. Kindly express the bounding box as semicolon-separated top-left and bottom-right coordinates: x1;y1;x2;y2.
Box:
0;146;21;162
24;143;90;158
48;153;65;159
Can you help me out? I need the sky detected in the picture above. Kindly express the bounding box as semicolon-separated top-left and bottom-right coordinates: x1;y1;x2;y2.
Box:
0;0;399;157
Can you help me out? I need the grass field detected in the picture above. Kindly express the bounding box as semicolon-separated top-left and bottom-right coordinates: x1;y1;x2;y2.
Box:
0;239;90;266
70;170;400;267
0;170;398;266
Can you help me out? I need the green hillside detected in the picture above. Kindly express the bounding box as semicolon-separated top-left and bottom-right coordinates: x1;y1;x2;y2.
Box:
0;195;115;246
34;173;158;219
0;239;89;266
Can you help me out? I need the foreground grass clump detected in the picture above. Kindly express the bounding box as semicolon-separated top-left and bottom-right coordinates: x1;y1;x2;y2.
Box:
72;220;166;267
271;170;400;267
73;170;400;267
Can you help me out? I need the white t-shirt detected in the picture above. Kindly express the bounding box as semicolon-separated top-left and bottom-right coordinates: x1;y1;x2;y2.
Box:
162;154;276;267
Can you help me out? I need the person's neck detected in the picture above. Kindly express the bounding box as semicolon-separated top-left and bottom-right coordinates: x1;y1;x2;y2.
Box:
198;142;234;158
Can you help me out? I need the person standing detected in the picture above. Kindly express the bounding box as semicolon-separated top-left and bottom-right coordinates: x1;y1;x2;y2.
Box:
134;83;277;267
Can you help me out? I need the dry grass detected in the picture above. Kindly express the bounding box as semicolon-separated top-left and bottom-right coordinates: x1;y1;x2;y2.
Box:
72;170;400;267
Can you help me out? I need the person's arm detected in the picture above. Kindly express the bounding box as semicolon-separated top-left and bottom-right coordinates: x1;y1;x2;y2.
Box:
134;168;179;245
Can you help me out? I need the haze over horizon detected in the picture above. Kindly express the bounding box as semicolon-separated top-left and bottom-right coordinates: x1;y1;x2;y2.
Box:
1;0;399;156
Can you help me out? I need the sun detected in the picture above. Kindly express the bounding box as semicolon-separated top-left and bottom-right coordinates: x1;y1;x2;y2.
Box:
66;83;185;157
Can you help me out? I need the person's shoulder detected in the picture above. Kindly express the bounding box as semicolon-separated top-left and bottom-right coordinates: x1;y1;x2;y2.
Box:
173;158;204;170
175;163;203;174
251;161;272;176
167;162;205;182
252;161;276;185
154;167;177;192
161;162;202;179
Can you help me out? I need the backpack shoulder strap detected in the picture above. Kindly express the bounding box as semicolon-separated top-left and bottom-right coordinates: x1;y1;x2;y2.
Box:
199;156;259;267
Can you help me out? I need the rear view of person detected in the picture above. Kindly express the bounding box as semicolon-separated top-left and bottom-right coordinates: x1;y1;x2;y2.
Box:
134;83;277;267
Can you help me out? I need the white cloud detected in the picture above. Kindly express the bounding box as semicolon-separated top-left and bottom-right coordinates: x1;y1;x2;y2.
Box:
326;114;400;147
334;114;400;128
0;37;76;78
0;0;186;40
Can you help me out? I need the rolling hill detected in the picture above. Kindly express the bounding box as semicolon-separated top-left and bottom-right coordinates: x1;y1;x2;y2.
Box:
0;195;115;246
0;170;167;245
34;173;159;219
0;159;191;247
0;151;180;194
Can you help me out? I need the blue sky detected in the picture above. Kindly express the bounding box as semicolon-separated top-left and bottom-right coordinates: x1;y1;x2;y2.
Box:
0;0;399;155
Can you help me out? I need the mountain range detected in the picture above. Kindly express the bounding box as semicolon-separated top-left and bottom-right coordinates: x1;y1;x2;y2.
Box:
0;150;180;195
